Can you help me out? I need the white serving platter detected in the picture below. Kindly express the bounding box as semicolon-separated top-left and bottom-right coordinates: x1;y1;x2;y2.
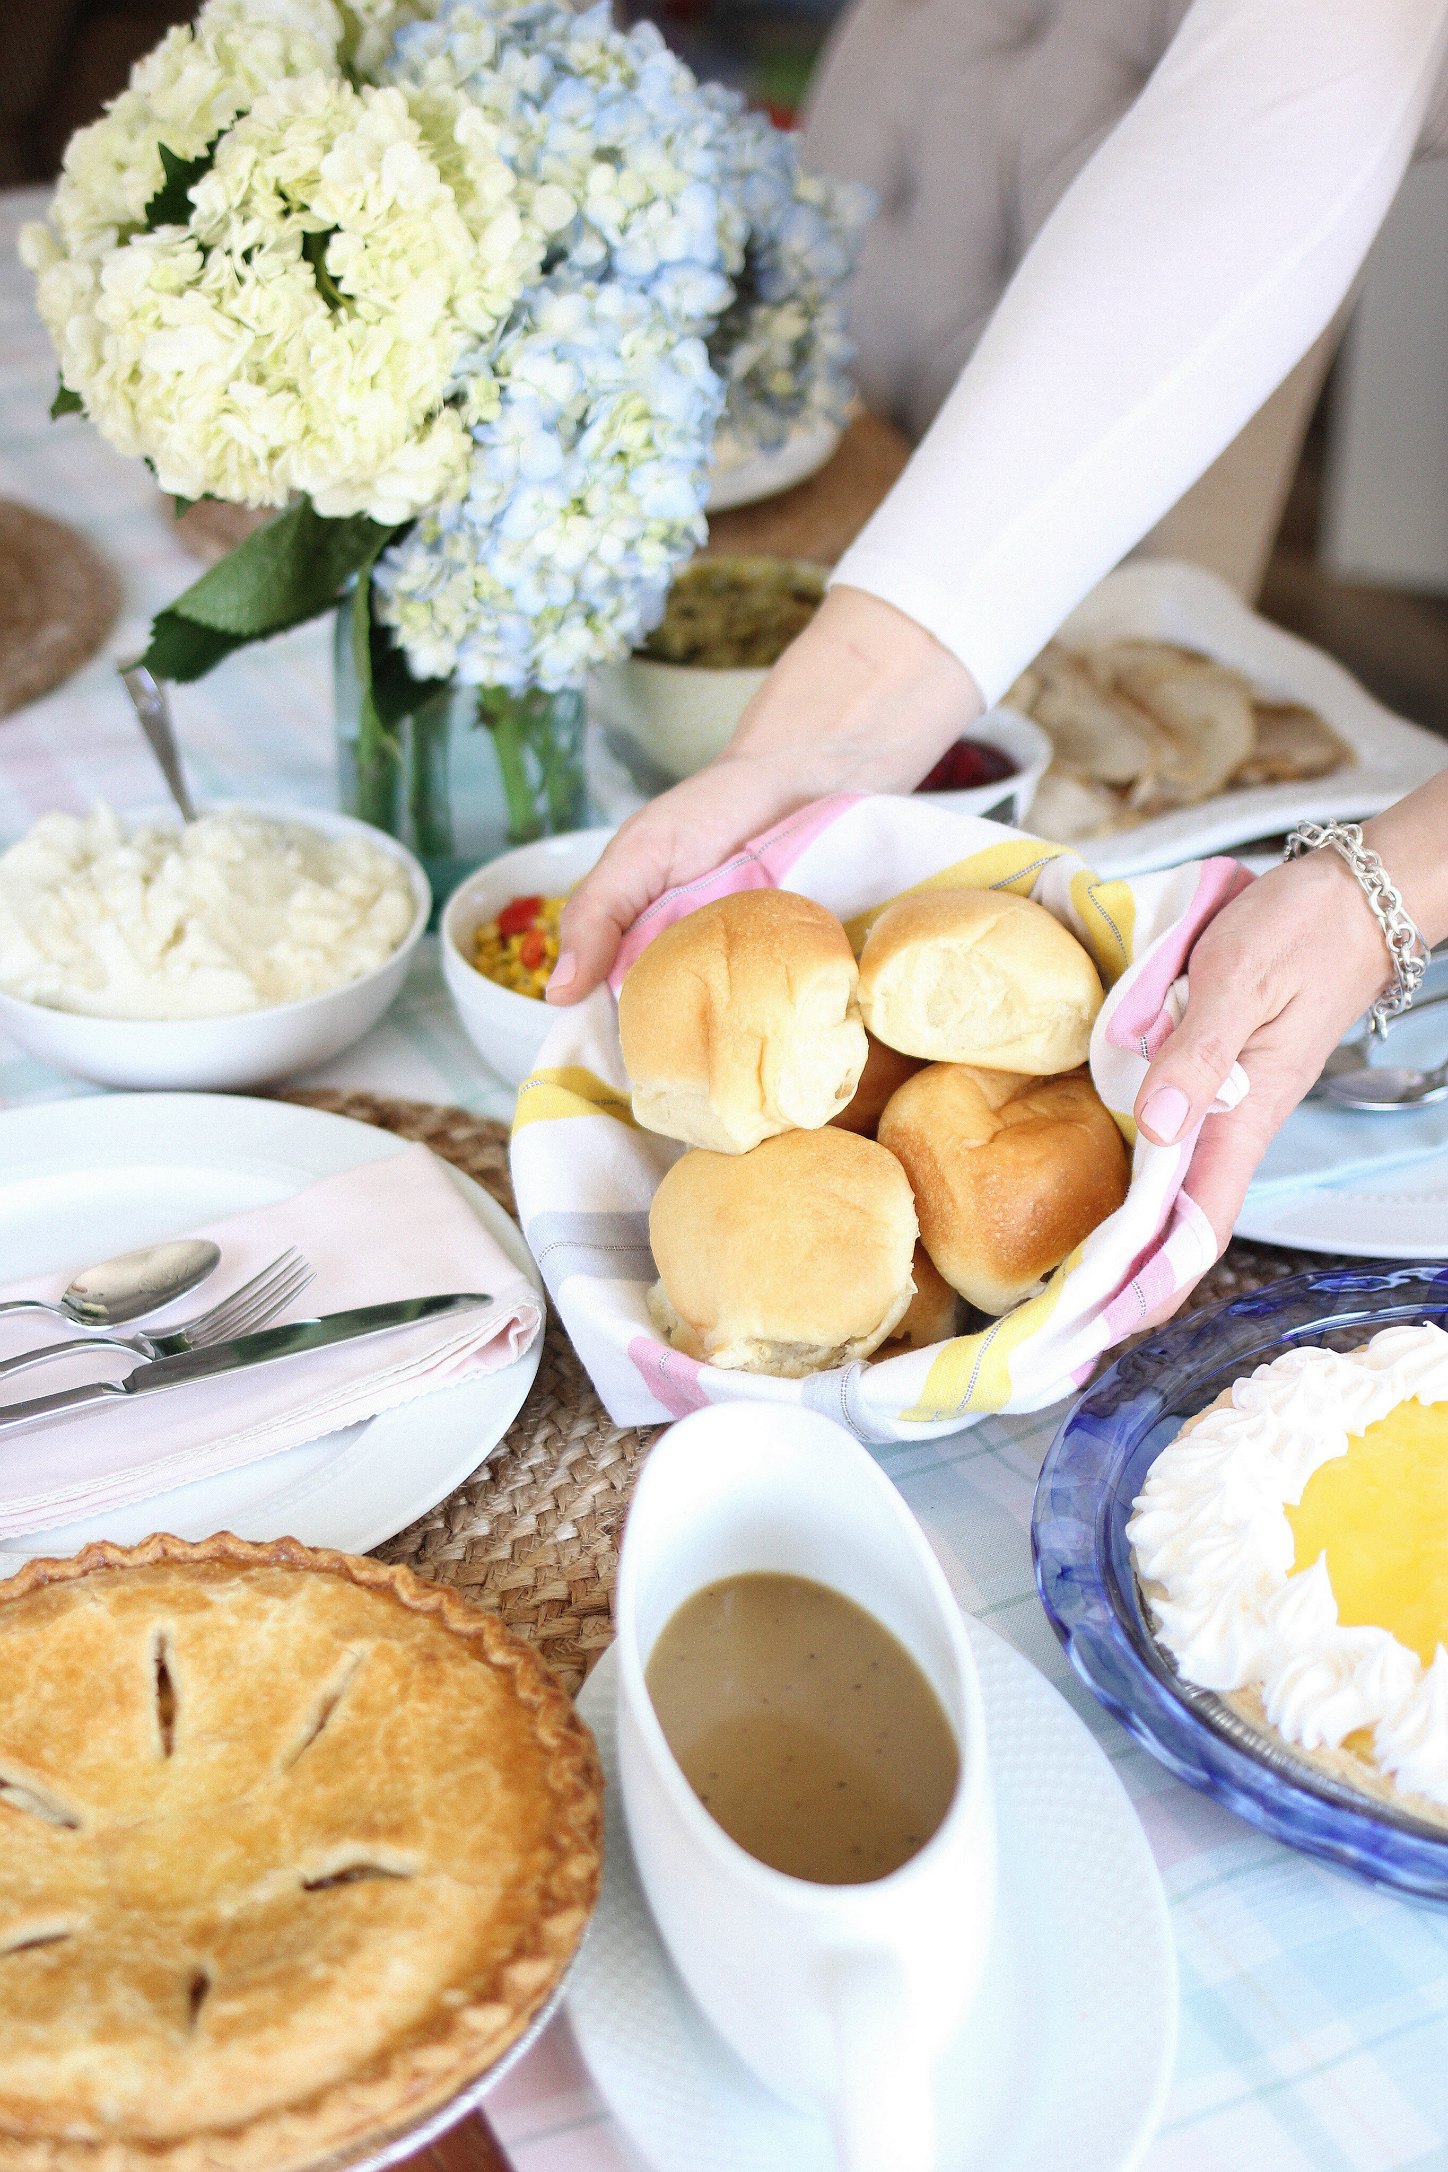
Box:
1001;558;1448;879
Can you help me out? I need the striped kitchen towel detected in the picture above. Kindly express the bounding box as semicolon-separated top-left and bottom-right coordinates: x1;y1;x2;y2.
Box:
511;794;1249;1438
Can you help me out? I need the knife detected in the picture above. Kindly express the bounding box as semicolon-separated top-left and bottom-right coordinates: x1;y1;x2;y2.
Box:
0;1294;493;1440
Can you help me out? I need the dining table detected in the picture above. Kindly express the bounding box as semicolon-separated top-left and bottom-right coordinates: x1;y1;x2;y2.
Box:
5;182;1448;2172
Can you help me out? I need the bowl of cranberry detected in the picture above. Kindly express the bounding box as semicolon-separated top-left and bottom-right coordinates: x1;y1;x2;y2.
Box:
911;708;1050;827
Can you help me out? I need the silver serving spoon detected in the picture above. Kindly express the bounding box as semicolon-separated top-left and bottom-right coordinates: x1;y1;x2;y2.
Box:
1309;988;1448;1104
120;665;198;823
1318;1056;1448;1112
0;1238;221;1332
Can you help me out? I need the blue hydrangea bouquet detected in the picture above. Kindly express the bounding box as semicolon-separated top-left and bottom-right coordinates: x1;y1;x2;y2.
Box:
24;0;870;863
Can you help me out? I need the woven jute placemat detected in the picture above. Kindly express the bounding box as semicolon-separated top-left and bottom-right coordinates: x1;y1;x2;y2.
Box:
0;500;120;717
282;1089;655;1692
280;1087;1346;1690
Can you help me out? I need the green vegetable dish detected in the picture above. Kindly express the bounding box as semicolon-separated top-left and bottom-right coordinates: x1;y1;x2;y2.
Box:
642;558;826;671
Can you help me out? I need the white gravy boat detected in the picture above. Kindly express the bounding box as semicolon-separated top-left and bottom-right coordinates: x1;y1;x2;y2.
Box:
615;1401;995;2172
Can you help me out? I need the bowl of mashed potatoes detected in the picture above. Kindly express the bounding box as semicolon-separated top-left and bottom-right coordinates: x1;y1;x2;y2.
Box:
0;803;429;1089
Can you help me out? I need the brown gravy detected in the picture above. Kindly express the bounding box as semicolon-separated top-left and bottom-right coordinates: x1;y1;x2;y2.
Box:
645;1572;959;1884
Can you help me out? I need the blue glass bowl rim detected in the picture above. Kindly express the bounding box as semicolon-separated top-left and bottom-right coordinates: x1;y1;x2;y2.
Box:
1032;1260;1448;1902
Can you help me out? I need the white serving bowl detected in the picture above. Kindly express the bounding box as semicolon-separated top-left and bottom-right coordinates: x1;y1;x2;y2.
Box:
0;804;430;1092
591;646;770;790
441;827;614;1089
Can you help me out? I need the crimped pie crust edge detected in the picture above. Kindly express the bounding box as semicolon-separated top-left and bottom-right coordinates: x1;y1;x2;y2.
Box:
0;1531;604;2172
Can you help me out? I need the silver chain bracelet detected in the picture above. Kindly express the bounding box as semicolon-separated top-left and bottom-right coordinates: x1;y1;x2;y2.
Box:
1283;819;1427;1038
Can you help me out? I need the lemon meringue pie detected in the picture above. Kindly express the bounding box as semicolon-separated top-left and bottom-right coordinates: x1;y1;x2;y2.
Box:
1129;1324;1448;1815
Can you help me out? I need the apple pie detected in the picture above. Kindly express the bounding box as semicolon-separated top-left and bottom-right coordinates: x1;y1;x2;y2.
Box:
0;1532;603;2172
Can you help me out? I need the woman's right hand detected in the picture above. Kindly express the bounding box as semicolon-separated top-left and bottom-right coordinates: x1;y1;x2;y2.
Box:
546;586;983;1002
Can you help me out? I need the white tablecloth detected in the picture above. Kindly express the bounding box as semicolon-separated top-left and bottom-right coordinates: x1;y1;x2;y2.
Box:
6;185;1448;2172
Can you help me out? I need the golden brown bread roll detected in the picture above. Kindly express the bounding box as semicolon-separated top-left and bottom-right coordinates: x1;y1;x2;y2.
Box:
856;888;1104;1073
878;1064;1129;1316
618;890;867;1153
647;1128;918;1375
882;1246;961;1353
829;1032;924;1137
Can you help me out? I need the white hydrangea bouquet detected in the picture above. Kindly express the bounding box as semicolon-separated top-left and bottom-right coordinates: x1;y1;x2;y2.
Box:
24;0;869;849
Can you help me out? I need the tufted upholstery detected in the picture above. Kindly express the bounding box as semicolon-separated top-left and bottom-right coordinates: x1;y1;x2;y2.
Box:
803;0;1448;594
803;0;1197;441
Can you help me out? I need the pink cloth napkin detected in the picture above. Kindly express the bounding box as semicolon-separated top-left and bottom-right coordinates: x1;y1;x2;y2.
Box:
0;1144;543;1538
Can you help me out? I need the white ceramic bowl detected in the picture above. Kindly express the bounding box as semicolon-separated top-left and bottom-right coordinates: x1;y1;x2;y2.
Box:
441;828;614;1089
592;649;769;790
590;558;828;790
0;804;429;1092
921;708;1053;827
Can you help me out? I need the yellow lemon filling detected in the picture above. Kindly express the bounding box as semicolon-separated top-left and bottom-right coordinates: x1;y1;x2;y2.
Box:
1288;1397;1448;1668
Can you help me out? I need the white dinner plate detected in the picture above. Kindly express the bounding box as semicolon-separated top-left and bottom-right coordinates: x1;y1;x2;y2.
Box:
0;1095;543;1568
1236;958;1448;1256
706;416;843;512
569;1621;1177;2172
1236;1159;1448;1257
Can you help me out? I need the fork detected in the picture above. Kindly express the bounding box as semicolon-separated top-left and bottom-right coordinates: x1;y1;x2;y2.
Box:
0;1250;314;1383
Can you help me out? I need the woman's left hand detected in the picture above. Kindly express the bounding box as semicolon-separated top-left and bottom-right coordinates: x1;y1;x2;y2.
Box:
1133;846;1395;1294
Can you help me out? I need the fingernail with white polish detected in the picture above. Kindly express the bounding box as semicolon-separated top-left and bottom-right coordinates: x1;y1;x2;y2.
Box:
1141;1085;1190;1144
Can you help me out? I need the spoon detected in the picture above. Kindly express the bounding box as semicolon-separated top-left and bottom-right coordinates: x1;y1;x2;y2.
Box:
0;1238;221;1331
1318;1058;1448;1113
121;665;198;823
1308;988;1448;1099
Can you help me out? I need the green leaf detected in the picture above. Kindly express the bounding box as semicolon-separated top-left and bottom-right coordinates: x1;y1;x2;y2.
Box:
144;141;214;230
132;613;246;684
302;228;346;313
369;618;447;734
49;381;82;419
134;499;395;682
171;501;390;638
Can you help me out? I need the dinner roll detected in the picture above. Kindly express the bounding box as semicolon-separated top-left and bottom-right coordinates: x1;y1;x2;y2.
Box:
619;890;868;1153
857;888;1104;1072
830;1032;923;1137
647;1128;918;1376
882;1246;961;1353
878;1065;1129;1316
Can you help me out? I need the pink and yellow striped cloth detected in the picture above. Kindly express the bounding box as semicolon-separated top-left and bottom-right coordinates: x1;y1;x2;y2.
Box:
510;794;1249;1437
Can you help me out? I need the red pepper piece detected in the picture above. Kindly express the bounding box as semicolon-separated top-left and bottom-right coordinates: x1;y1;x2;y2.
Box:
497;894;543;936
518;927;548;971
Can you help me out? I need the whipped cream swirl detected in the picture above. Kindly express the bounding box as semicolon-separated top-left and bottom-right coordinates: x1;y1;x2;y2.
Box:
1128;1323;1448;1802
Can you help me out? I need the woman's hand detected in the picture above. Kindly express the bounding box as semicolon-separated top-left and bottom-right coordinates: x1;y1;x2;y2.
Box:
1135;778;1448;1280
546;586;982;1001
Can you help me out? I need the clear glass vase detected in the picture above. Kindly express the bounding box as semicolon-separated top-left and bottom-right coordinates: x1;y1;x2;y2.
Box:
332;606;589;906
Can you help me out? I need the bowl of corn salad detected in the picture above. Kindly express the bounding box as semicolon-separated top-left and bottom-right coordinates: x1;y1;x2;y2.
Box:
472;892;565;999
441;828;614;1087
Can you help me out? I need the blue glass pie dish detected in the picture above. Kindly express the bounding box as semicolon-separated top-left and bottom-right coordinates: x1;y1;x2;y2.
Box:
1032;1263;1448;1901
